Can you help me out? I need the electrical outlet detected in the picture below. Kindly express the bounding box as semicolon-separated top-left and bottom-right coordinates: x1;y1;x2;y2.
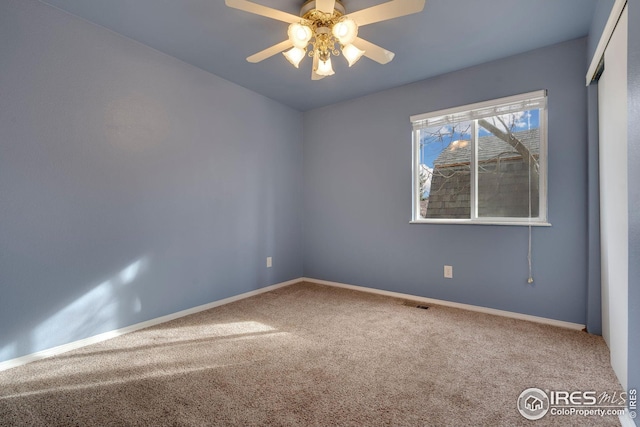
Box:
444;265;453;279
266;257;272;268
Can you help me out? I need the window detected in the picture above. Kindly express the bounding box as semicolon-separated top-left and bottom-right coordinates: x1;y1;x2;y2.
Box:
411;90;549;225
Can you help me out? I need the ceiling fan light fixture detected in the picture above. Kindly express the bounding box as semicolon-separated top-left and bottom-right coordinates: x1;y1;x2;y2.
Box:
316;57;335;76
287;22;312;48
332;17;357;45
226;0;427;80
311;50;325;80
283;46;307;68
342;43;365;67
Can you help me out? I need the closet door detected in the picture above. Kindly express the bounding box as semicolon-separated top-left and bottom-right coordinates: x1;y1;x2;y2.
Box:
598;6;628;390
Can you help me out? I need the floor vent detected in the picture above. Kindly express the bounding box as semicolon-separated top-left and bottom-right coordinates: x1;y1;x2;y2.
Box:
402;300;429;309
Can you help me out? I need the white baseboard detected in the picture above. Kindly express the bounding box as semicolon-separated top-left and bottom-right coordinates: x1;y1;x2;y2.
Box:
302;277;586;331
0;276;588;372
0;278;299;372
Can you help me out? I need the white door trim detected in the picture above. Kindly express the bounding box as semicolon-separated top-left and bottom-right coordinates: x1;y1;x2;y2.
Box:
586;0;627;85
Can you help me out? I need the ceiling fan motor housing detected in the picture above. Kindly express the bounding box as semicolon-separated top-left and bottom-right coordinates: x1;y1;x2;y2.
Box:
300;0;346;17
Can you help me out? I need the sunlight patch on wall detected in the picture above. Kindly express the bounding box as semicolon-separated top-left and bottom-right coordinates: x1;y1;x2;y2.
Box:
29;257;148;358
31;279;119;351
119;259;145;285
0;343;17;364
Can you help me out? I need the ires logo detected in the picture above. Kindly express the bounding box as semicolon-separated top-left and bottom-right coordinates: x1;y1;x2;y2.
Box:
549;391;597;406
549;390;627;406
518;388;633;420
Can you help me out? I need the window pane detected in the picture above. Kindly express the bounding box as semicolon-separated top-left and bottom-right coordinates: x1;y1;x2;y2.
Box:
418;122;471;219
477;110;540;218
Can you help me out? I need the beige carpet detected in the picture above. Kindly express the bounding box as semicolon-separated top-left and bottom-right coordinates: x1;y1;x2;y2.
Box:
0;282;623;426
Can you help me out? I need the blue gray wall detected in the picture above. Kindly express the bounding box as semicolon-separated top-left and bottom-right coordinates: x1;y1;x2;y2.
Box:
627;0;640;422
0;0;303;363
303;38;589;324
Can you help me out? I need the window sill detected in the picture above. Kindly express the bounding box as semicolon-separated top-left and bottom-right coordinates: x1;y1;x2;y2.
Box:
409;219;552;227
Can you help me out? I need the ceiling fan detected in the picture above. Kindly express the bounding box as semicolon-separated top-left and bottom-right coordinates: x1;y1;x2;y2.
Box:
225;0;426;80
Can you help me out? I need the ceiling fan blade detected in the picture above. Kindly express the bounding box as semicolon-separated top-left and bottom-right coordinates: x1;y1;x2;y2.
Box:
347;0;426;27
247;40;293;63
315;0;336;14
352;37;395;64
225;0;300;23
311;51;325;80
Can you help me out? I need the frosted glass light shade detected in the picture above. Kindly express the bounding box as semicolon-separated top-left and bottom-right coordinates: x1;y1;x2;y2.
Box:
342;44;365;67
288;23;313;48
332;18;357;45
283;47;306;68
316;57;335;76
311;50;324;80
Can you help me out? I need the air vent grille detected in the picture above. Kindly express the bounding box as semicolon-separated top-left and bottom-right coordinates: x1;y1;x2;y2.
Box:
401;300;429;310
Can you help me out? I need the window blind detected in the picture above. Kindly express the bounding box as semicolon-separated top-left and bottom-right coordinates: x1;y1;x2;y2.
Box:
410;90;547;131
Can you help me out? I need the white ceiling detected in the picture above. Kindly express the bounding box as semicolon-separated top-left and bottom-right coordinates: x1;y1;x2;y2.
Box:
40;0;598;111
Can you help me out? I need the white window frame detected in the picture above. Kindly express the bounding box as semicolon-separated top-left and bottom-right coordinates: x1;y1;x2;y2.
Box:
410;90;550;226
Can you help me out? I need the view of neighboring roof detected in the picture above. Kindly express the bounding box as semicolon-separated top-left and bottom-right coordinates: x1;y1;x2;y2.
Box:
434;128;540;167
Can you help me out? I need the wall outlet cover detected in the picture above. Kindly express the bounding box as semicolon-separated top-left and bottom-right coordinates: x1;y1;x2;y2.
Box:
444;265;453;279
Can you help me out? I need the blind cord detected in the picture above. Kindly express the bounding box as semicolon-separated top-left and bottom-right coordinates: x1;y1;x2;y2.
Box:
527;153;534;284
528;224;533;283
